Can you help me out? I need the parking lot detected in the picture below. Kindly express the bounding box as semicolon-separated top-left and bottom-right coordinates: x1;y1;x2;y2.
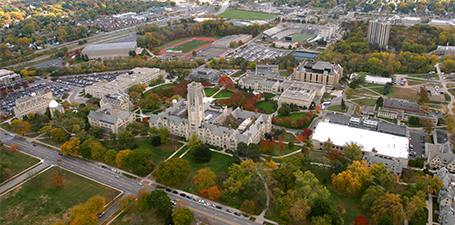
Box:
54;72;120;88
1;82;70;117
409;131;426;160
229;44;290;61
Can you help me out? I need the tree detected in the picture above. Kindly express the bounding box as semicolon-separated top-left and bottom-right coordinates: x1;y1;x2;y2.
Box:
172;208;194;225
260;139;275;153
9;144;20;152
376;97;384;107
51;170;63;190
341;98;346;110
354;215;369;225
187;134;201;151
328;150;343;161
50;128;67;143
151;135;161;146
290;198;311;222
308;198;342;225
333;161;344;175
301;139;313;156
371;193;406;224
105;150;118;165
208;186;221;200
70;196;105;225
322;138;334;152
11;120;31;134
343;141;363;161
60;138;81;156
136;186;151;211
119;195;135;210
429;176;443;194
241;200;256;214
331;170;362;195
158;127;170;144
278;135;286;155
154;158;191;187
421;119;434;136
345;88;354;99
193;168;216;191
193;144;212;163
312;215;332;225
266;159;278;169
118;130;135;146
116;150;132;167
90;141;107;160
148;190;173;218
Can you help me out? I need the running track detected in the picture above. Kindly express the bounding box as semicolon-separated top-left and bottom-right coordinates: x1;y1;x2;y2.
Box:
160;37;217;56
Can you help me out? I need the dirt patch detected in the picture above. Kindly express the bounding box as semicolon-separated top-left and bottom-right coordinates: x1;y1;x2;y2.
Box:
407;80;427;86
390;87;419;102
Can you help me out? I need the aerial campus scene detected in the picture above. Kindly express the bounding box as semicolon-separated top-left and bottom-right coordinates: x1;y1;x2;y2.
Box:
2;0;455;225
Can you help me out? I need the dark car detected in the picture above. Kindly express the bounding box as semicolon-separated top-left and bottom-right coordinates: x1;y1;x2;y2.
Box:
216;206;222;210
166;188;171;192
58;152;63;156
186;196;192;199
179;193;186;197
234;212;241;216
172;191;178;194
32;143;37;146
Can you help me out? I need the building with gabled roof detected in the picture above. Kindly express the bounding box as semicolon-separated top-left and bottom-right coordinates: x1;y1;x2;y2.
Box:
363;152;403;175
88;94;134;134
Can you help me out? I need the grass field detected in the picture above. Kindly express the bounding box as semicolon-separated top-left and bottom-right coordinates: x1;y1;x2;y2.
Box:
214;90;233;98
276;112;311;121
284;33;317;42
204;88;218;97
0;167;120;225
112;205;164;225
0;146;40;183
327;104;348;113
279;71;290;77
150;83;177;92
172;40;213;53
101;138;183;164
256;101;276;114
352;98;377;107
270;142;301;156
220;10;277;20
157;36;221;50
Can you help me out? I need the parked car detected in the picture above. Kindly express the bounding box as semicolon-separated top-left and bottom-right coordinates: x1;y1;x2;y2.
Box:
172;190;178;194
179;193;186;197
234;212;241;216
57;159;62;162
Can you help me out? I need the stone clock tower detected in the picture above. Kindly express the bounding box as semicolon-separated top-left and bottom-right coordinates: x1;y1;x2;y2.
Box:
187;82;205;136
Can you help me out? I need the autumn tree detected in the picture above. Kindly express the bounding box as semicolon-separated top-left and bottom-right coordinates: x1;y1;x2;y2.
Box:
371;193;406;224
266;159;278;169
116;149;132;167
354;215;369;225
328;150;343;161
154;158;191;187
187;134;201;151
421;119;434;136
332;170;362;195
301;139;313;156
119;195;135;210
193;168;216;191
136;186;151;211
345;88;354;98
51;170;63;190
11;119;31;134
241;200;256;214
343;141;363;161
105;150;118;165
277;135;286;155
208;186;221;200
361;185;385;210
60;138;81;156
90;141;107;160
70;196;105;225
148;190;173;218
322;138;334;152
260;139;275;153
118;130;135;146
172;207;194;225
9;144;20;152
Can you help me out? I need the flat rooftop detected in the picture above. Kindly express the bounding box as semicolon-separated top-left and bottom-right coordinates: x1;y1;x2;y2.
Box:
83;41;136;51
280;82;323;101
312;122;409;159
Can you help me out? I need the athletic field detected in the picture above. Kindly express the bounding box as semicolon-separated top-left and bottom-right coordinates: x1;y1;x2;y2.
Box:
172;40;213;53
283;33;318;42
220;10;277;20
161;37;217;56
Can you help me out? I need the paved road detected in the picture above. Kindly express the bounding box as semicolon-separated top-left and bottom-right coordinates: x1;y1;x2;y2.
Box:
0;132;259;225
213;0;230;15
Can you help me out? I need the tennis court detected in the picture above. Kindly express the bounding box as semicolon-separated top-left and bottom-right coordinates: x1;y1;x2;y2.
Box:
198;46;231;57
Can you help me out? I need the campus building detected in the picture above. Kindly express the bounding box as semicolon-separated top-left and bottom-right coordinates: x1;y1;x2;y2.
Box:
88;94;134;134
149;82;272;150
0;69;21;86
14;89;53;119
377;107;438;126
367;20;391;46
293;60;343;88
434;168;455;225
85;68;166;98
82;41;137;60
187;68;223;83
383;98;420;113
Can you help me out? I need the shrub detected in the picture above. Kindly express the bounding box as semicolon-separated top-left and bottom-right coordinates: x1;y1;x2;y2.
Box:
193;144;212;163
151;135;161;146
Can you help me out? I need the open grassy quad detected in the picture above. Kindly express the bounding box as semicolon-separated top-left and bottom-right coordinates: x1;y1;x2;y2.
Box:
204;87;218;97
352;98;377;107
150;83;177;92
220;10;277;20
269;142;301;156
214;89;234;98
276;112;312;121
172;40;213;53
101;138;183;164
112;205;164;225
0;146;40;183
256;101;276;114
0;167;120;225
327;104;348;113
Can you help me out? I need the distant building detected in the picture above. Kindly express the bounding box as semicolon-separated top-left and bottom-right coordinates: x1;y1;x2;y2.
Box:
85;68;165;98
82;41;137;60
14;89;53;119
401;17;421;26
293;60;343;88
274;40;298;49
377;107;438;126
383;98;420;113
0;69;21;86
428;142;455;172
256;65;280;78
187;68;223;83
212;34;252;47
426;85;446;102
429;19;455;28
364;74;392;85
88;94;134;134
367;20;391;46
436;45;455;56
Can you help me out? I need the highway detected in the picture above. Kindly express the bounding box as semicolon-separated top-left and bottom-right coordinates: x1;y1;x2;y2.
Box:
0;132;259;225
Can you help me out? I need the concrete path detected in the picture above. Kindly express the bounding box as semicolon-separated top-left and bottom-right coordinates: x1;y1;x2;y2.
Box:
427;194;434;225
0;163;51;195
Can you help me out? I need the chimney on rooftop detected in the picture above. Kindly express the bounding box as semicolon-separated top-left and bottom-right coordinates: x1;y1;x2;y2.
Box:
229;124;232;130
168;111;171;116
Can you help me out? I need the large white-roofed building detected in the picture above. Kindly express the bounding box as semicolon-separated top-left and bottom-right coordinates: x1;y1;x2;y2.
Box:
312;121;409;166
82;41;137;60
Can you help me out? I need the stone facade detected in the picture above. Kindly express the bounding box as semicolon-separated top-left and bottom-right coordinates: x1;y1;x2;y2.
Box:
88;94;134;134
293;61;343;88
14;90;53;119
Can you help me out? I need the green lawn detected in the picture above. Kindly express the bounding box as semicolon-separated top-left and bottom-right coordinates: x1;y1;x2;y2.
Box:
352;98;377;107
284;33;317;42
0;146;40;183
276;112;310;121
204;88;218;97
157;36;221;50
220;10;277;20
172;40;213;53
279;71;290;77
150;83;177;92
101;138;183;164
327;105;348;113
270;142;301;156
256;101;276;114
111;205;164;225
263;92;276;99
0;167;120;225
214;90;234;98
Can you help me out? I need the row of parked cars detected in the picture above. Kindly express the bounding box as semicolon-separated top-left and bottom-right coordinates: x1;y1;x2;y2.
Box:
54;72;120;88
165;188;241;216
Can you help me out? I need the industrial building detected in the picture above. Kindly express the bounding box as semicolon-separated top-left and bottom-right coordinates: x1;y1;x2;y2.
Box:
82;41;137;60
212;34;253;48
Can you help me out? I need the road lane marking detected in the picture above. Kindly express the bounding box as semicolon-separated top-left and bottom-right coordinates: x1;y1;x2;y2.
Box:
9;140;53;157
64;161;133;187
187;206;242;225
